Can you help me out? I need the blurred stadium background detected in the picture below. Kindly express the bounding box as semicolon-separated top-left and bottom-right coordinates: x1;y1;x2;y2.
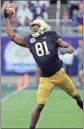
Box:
1;0;83;128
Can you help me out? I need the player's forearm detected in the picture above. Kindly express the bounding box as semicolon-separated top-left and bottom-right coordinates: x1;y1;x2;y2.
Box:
5;18;15;40
66;45;74;54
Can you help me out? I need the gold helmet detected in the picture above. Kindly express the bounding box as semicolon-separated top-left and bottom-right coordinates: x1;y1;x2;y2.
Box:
30;18;49;37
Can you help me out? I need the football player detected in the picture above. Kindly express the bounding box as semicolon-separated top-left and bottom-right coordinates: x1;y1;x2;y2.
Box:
4;8;83;129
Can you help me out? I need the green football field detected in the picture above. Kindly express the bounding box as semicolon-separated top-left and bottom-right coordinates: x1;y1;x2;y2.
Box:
1;88;83;128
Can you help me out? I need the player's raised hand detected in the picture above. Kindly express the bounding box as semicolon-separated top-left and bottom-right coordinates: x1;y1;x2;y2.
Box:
4;3;17;18
58;47;68;55
4;8;9;18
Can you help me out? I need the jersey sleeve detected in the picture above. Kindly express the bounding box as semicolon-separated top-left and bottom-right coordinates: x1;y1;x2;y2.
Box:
52;31;61;47
53;31;61;40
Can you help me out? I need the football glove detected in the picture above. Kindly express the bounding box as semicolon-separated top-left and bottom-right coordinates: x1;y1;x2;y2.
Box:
4;8;9;18
58;47;68;55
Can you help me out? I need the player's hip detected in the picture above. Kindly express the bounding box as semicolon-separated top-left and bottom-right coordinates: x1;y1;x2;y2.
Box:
40;66;62;77
40;68;68;84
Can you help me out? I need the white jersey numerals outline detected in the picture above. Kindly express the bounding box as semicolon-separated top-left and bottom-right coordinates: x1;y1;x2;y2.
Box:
35;41;50;57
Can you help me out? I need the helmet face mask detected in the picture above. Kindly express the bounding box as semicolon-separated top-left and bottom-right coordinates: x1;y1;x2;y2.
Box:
30;24;40;34
30;23;42;37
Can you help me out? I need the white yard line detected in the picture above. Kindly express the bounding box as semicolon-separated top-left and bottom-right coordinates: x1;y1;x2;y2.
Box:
1;86;26;103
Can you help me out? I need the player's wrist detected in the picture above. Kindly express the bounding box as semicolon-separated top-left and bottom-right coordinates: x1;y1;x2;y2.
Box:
65;48;68;53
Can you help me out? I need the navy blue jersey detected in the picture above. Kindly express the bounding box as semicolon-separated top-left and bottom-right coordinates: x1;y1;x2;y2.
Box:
23;31;63;77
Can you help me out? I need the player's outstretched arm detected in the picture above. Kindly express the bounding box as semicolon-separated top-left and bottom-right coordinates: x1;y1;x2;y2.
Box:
57;38;74;54
4;10;28;48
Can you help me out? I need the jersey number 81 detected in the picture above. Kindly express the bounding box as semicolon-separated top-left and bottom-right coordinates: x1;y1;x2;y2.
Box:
35;41;50;57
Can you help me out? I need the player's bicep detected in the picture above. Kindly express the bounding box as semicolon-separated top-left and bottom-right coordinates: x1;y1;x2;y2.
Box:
57;38;70;48
13;34;29;48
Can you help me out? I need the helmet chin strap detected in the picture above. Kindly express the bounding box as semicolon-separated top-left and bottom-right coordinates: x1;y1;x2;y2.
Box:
31;30;44;37
31;32;40;37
